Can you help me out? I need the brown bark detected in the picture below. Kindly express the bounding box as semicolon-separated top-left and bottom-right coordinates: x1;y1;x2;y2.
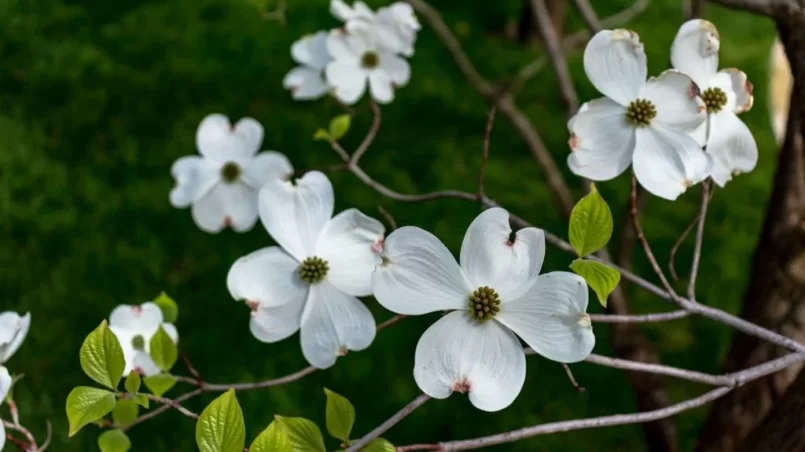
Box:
518;0;567;43
697;15;805;452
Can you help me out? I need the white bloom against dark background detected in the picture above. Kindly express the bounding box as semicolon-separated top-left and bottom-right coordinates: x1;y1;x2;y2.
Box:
108;303;178;376
372;208;595;412
331;0;420;57
568;29;711;201
284;31;332;100
227;171;384;369
672;19;757;186
0;311;31;451
169;114;293;233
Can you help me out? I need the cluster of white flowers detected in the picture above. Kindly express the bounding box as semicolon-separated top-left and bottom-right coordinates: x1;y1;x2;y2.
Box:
107;303;179;376
0;311;31;450
568;20;757;200
283;0;420;104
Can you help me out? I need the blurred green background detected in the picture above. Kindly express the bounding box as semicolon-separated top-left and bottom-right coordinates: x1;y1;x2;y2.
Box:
0;0;780;450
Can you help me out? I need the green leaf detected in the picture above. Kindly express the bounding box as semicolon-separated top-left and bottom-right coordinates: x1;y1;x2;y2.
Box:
196;388;246;452
149;326;178;371
124;372;141;395
275;416;326;452
328;115;351;140
250;420;292;452
568;183;613;257
153;292;179;323
324;388;355;442
570;259;622;308
313;128;331;142
132;393;150;409
112;399;139;427
79;320;126;390
66;386;117;437
361;438;396;452
98;430;132;452
143;373;176;397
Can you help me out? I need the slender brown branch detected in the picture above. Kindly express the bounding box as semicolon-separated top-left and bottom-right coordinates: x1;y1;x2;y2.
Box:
3;420;38;451
351;101;382;166
477;107;497;202
589;310;691;323
36;422;51;452
121;388;203;432
572;0;602;32
668;210;701;281
687;181;711;300
561;363;585;392
346;393;431;452
147;394;200;420
378;314;408;330
531;0;579;114
378;205;398;231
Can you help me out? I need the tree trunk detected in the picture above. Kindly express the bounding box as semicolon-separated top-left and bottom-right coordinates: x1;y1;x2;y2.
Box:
697;15;805;452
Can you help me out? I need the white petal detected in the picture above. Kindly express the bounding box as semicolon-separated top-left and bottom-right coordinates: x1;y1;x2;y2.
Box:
259;171;334;261
567;98;635;181
160;323;179;343
369;70;394;104
330;0;354;20
250;300;305;343
706;112;758;186
326;60;368;105
380;53;410;85
291;31;330;69
711;68;754;114
642;70;706;132
413;311;526;412
496;272;595;363
0;312;30;363
633;126;712;200
317;209;385;297
196;114;264;163
584;29;647;106
300;282;376;369
671;19;720;88
283;67;330;101
372;226;472;315
0;412;4;450
191;182;259;233
108;327;138;375
132;351;162;377
227;246;307;307
169;156;219;208
459;208;545;301
0;366;11;402
326;29;360;60
109;303;163;336
241;151;293;189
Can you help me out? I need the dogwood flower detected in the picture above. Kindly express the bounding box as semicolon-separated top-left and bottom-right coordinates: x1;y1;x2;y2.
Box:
227;171;384;369
169;114;293;233
568;29;711;200
284;31;332;100
108;303;178;376
0;311;31;450
372;208;595;411
325;29;411;105
331;0;420;57
671;19;757;186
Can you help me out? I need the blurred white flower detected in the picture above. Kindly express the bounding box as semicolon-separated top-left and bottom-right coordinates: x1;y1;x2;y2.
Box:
325;29;411;105
284;31;332;100
169;114;293;233
108;303;178;376
331;0;420;56
227;171;384;369
0;310;31;448
371;208;595;412
672;19;757;186
568;29;711;200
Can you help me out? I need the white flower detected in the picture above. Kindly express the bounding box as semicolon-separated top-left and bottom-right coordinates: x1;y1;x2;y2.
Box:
331;0;420;57
227;171;384;369
325;29;411;105
169;114;293;233
568;29;711;201
0;311;31;449
108;303;178;376
371;208;595;412
671;19;757;186
284;31;332;100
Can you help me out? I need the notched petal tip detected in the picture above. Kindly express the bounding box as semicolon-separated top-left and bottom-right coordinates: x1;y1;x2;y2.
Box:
611;28;644;53
452;379;471;394
568;133;580;151
578;313;592;328
337;345;349;356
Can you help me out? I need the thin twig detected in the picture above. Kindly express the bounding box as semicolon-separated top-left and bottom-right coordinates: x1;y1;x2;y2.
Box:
561;363;585;392
531;0;579;114
588;310;690;323
378;314;408;331
687;181;711;300
121;389;203;432
181;353;203;387
2;421;38;451
351;101;382;166
572;0;603;31
346;393;431;451
668;211;701;281
477;107;497;202
147;394;200;420
378;205;398;231
36;422;51;452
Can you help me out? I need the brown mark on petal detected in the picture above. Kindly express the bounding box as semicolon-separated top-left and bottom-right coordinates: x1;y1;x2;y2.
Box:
568;133;580;150
223;216;232;227
337;346;349;356
578;313;592;328
683;179;694;189
738;79;755;113
132;305;143;315
687;81;701;100
372;237;384;253
452;379;471;393
380;254;392;267
246;300;260;313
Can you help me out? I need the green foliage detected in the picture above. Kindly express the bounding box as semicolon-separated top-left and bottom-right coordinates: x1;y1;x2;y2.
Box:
313;129;332;141
98;430;132;452
361;438;396;452
324;388;355;442
149;326;178;371
66;387;116;436
132;393;150;409
153;292;179;323
143;374;177;397
329;114;352;140
123;372;141;395
196;389;246;452
79;321;125;390
250;420;292;452
274;416;326;452
568;184;613;257
112;399;139;427
569;259;622;307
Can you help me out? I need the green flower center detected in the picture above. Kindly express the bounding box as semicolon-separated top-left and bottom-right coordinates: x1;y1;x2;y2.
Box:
625;98;657;127
468;286;501;322
221;161;242;183
361;51;380;69
702;87;728;113
299;256;329;284
131;335;145;351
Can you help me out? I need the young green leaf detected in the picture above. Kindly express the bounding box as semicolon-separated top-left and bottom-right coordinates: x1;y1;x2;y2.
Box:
112;399;139;427
80;320;126;390
66;386;117;436
570;259;622;308
196;388;246;452
324;388;355;442
153;292;179;323
329;115;351;140
361;438;396;452
250;420;292;452
124;371;141;395
143;373;176;397
275;416;326;452
313;129;331;142
98;429;132;452
568;183;613;257
132;393;149;409
149;326;178;371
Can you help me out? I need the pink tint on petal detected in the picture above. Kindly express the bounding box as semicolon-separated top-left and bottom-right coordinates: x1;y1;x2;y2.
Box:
452;379;471;394
223;216;232;227
372;237;384;253
568;133;579;150
132;305;143;315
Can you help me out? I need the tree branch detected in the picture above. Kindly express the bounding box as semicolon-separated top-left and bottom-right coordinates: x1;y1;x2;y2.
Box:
531;0;579;114
572;0;602;32
346;393;431;451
